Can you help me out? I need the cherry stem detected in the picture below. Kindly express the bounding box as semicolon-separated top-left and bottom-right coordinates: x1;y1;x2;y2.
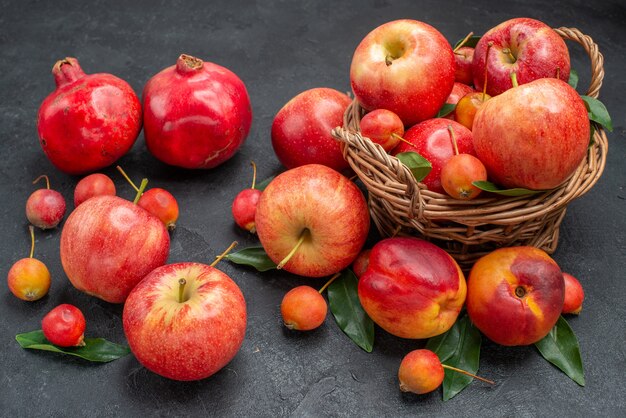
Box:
178;278;187;303
28;225;35;258
32;175;50;190
511;72;519;88
277;229;309;270
250;161;257;190
483;42;493;101
211;241;239;267
392;133;414;147
447;124;459;155
116;166;140;193
133;179;149;205
453;31;474;52
442;364;495;385
318;272;341;294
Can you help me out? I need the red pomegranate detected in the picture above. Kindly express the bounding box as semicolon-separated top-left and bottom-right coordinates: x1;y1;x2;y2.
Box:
142;54;252;169
37;58;142;175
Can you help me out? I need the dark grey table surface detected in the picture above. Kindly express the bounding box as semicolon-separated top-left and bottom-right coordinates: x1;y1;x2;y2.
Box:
1;0;625;416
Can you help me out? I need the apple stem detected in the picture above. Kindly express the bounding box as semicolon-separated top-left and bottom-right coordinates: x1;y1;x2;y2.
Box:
132;179;149;205
277;229;309;270
385;55;394;66
250;161;258;190
502;47;516;64
447;124;459;155
392;133;414;147
318;272;341;294
211;241;239;267
555;67;561;80
442;364;495;385
116;165;141;193
178;278;187;303
453;31;474;52
483;42;493;101
32;174;50;190
28;225;35;258
510;72;519;88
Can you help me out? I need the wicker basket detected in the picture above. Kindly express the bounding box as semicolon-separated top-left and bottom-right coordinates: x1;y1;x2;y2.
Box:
331;27;607;269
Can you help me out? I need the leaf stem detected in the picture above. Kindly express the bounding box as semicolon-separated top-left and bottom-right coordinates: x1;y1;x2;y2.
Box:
32;174;50;190
442;364;495;385
211;241;239;267
133;179;148;204
318;272;341;294
28;225;35;258
116;166;140;192
277;229;309;270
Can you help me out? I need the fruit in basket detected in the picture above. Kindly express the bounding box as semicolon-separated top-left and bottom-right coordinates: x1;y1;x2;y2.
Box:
358;237;466;339
74;173;116;207
441;154;487;200
271;88;351;171
562;272;584;315
26;175;66;229
454;46;475;85
37;57;142;175
232;161;262;233
393;119;475;194
60;194;170;303
123;261;246;381
143;54;252;169
255;164;369;278
472;18;570;96
8;226;51;302
473;78;589;190
455;91;491;130
350;19;455;126
281;285;328;331
359;109;404;152
42;304;86;347
466;246;564;346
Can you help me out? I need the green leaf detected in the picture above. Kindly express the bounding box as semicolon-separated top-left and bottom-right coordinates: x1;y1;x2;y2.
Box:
256;175;276;191
535;316;585;386
225;246;277;272
581;95;613;132
328;269;374;353
395;152;432;183
472;180;545;196
568;69;579;90
16;330;130;363
454;35;481;49
426;314;482;401
436;103;456;118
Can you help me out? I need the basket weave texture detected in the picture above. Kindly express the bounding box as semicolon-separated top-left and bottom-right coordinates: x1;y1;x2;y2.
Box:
331;27;608;269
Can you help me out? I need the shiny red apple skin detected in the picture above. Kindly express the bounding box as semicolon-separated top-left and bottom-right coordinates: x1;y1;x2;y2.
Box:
37;58;142;175
359;109;404;152
74;173;116;207
454;46;474;85
255;164;370;278
271;88;351;171
473;78;589;190
350;19;455;126
562;272;584;315
358;237;466;339
393;119;475;193
60;195;170;303
143;54;252;169
26;189;66;229
232;188;262;232
472;18;570;96
123;262;247;381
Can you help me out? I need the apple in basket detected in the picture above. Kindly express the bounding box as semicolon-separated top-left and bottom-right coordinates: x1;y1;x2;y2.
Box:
350;19;455;126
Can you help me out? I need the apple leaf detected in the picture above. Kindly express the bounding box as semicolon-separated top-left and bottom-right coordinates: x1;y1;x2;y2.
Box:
426;314;483;401
256;175;276;191
472;180;545;196
225;246;277;271
535;316;585;386
396;152;432;183
581;95;613;132
16;330;130;363
453;35;481;49
436;103;456;118
327;269;375;353
568;69;579;90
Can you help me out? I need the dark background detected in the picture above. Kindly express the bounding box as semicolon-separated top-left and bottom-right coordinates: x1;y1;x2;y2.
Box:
1;0;624;416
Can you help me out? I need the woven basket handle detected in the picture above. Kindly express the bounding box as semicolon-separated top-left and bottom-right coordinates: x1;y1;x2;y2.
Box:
555;27;604;98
